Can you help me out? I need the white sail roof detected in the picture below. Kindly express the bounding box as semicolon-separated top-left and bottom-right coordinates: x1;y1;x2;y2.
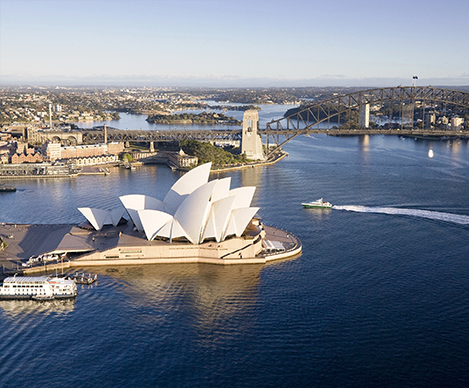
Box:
211;177;231;203
229;186;256;209
156;219;172;239
224;207;260;239
202;196;235;242
119;194;163;211
119;194;163;231
173;180;217;244
163;162;211;215
83;163;260;244
78;207;125;230
168;219;187;242
110;208;126;226
138;209;173;241
78;208;109;230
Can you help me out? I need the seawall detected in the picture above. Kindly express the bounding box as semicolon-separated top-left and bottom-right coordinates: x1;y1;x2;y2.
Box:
1;223;302;275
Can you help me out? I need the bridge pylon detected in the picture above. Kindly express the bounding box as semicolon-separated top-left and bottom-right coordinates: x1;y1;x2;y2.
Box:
241;110;265;160
359;104;370;128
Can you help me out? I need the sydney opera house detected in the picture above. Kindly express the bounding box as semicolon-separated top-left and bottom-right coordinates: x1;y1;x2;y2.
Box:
72;163;301;266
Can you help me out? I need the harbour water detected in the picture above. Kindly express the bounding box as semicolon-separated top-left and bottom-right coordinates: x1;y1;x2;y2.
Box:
77;102;297;131
1;113;469;386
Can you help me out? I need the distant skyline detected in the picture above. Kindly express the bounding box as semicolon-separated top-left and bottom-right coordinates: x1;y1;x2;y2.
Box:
1;0;468;88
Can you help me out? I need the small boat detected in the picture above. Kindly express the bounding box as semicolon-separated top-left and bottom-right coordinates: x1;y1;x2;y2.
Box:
0;184;16;192
66;272;97;285
302;198;333;209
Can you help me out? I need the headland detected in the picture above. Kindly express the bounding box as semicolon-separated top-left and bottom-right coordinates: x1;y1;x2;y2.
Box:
0;161;302;276
0;221;302;276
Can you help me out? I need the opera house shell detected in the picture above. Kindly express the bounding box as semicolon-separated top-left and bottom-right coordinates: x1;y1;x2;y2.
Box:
7;161;301;271
78;163;259;245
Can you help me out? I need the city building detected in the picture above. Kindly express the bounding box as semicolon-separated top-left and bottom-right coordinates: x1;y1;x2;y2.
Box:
68;161;301;266
70;162;302;265
9;142;43;163
43;142;61;161
43;141;124;162
80;162;259;244
451;117;464;130
167;149;198;168
424;113;436;127
73;154;118;167
0;155;8;164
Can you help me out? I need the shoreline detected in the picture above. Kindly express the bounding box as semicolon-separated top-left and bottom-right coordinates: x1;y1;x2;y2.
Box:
0;151;287;180
210;151;288;172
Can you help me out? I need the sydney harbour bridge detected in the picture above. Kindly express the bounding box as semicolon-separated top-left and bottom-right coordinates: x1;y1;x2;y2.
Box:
55;86;469;155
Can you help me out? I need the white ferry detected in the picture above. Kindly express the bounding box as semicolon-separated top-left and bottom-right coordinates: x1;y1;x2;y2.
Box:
0;275;77;300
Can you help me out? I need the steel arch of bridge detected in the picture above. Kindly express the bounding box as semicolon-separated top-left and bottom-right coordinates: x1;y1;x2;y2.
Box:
81;86;469;150
262;86;469;154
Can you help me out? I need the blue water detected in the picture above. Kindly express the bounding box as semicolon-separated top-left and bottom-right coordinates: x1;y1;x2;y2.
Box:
1;133;469;387
78;102;297;131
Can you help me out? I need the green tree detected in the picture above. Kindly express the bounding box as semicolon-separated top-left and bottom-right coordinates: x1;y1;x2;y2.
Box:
181;140;246;166
120;153;133;162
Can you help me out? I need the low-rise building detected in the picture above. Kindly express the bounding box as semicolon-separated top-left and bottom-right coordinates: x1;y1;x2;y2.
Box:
7;142;43;164
11;152;43;164
43;142;61;161
0;147;9;164
74;154;118;167
167;149;198;168
43;142;124;162
129;151;158;161
451;117;464;130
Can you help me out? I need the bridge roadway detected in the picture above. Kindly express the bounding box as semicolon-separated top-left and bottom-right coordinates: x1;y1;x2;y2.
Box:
263;127;469;137
81;127;469;144
83;128;243;143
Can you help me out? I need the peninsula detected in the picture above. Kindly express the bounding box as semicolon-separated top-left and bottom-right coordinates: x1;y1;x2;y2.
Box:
0;163;301;275
146;112;241;125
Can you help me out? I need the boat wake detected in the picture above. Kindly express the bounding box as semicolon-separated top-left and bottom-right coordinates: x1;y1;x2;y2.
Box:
333;205;469;225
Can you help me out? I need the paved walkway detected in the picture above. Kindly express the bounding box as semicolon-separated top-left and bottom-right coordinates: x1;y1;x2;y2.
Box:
0;223;74;270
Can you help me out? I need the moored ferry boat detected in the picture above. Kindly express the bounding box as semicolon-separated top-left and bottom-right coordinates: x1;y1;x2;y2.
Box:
302;198;333;209
0;275;77;300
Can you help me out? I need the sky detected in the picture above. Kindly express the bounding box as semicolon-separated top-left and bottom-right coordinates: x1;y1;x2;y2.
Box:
0;0;468;87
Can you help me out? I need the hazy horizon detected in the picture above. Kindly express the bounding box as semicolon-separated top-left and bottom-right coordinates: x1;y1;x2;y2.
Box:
2;75;468;90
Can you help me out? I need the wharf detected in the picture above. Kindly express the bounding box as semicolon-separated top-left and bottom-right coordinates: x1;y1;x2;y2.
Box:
78;166;112;175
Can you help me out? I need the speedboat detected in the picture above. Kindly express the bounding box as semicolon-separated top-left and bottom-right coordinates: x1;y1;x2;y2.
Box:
301;198;332;209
